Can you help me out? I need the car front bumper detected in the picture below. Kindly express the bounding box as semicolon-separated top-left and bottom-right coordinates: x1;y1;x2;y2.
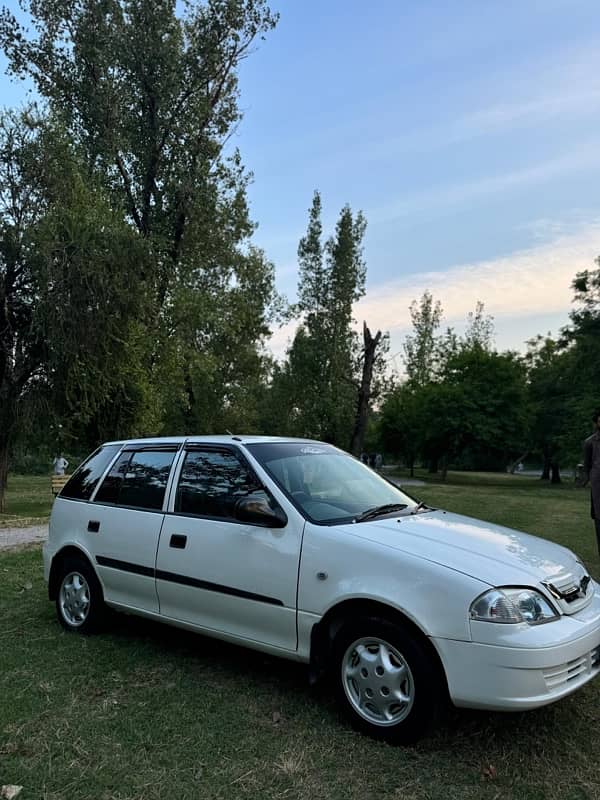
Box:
433;584;600;711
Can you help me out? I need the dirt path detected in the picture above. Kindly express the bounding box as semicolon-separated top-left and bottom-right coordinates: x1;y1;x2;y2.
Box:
0;524;48;551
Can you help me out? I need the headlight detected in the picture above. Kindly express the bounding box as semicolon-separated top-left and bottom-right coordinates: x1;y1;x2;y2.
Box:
470;588;559;625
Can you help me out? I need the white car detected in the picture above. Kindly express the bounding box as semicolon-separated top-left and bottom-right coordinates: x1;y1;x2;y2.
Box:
43;436;600;743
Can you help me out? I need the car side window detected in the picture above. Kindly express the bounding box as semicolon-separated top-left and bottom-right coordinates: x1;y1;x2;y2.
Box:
175;449;265;519
94;449;177;511
60;445;122;501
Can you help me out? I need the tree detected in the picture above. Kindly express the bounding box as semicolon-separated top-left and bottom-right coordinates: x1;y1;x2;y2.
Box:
403;291;443;387
0;110;150;510
379;383;426;476
0;0;280;440
278;193;369;446
463;301;495;351
350;322;383;456
441;347;529;472
380;298;524;479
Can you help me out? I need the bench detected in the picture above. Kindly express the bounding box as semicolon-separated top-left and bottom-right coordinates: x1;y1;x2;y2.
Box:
51;474;71;496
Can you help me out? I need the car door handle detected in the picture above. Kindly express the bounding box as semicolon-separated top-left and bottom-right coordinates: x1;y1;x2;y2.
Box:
169;534;187;549
88;520;100;533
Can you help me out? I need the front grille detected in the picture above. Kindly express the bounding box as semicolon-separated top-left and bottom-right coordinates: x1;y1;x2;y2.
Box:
543;571;594;615
543;646;600;691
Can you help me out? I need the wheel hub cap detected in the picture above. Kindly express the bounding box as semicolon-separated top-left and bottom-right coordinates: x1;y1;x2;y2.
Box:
342;636;415;726
59;572;91;627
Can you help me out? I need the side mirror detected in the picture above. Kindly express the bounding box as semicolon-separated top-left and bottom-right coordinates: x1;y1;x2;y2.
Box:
235;494;287;528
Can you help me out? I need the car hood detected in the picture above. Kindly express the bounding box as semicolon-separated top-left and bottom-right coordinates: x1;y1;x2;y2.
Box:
343;509;581;589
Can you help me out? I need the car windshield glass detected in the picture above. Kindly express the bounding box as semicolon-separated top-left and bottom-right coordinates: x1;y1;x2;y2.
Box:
245;442;418;524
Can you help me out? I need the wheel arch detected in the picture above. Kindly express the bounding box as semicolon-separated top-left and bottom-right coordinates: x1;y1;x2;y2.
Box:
48;545;99;601
309;598;449;698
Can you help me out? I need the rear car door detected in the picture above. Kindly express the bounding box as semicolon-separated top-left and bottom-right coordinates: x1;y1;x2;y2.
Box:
88;444;179;612
156;445;303;652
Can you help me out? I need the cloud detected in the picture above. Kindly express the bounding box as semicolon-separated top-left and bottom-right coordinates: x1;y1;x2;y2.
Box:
267;220;600;359
354;220;600;332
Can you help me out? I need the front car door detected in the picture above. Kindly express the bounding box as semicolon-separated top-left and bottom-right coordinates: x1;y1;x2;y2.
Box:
156;445;303;652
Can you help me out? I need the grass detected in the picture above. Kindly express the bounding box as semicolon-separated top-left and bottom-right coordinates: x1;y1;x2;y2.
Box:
1;474;600;799
0;475;53;527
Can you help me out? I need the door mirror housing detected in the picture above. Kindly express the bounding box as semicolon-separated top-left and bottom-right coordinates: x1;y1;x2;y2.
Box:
235;495;287;528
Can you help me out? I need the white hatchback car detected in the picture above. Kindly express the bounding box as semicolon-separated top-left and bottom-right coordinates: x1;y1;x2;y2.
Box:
43;436;600;743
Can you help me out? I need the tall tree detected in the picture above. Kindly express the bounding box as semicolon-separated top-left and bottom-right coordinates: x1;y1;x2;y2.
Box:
0;0;280;437
281;193;368;446
402;291;443;387
0;110;150;510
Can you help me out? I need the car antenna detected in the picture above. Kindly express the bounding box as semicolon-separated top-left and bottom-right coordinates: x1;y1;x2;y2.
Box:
226;429;242;441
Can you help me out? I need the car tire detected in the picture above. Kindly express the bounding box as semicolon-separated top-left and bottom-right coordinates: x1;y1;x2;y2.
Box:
55;556;106;634
332;615;439;744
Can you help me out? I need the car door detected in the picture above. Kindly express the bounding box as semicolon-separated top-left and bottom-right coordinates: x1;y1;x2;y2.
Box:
89;444;180;612
156;445;303;652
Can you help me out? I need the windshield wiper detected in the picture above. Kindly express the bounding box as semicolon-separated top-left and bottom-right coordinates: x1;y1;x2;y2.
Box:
354;503;408;523
411;501;432;514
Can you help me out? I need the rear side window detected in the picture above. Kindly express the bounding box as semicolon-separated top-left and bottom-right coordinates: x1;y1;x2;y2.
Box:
60;445;122;501
94;449;177;511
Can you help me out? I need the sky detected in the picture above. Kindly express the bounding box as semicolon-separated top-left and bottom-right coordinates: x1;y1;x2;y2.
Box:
2;0;600;370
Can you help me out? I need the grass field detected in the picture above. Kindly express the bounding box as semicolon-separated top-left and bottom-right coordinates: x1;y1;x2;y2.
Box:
1;474;600;799
0;474;53;527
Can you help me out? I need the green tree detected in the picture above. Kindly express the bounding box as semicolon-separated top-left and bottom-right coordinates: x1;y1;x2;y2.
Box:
402;291;443;387
0;110;150;510
0;0;280;438
276;193;369;446
379;383;425;475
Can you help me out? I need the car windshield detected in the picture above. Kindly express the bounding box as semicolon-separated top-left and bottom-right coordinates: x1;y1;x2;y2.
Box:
245;442;419;524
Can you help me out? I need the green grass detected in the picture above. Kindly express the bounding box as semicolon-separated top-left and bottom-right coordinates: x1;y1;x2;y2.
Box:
0;474;53;527
2;476;600;799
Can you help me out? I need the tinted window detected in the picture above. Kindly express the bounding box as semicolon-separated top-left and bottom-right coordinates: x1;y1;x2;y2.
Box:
175;449;263;519
94;452;132;504
95;449;176;510
60;445;122;501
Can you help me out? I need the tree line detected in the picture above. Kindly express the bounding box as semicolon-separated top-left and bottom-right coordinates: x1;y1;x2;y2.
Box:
0;0;598;512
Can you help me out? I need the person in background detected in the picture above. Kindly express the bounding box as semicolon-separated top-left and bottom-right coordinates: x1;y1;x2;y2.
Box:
53;454;69;476
583;410;600;556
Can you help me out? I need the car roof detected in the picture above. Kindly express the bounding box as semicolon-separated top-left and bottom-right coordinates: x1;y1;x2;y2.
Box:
101;435;325;447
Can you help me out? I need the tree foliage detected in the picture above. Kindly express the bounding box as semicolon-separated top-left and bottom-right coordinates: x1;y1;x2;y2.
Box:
0;0;280;451
0;109;152;508
267;192;371;446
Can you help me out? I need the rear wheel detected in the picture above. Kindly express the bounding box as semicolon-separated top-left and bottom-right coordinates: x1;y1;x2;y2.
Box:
55;556;106;634
332;616;439;744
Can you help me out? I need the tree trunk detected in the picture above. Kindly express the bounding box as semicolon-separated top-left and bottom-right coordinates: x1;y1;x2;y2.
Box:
440;455;448;481
409;457;414;478
428;457;438;474
508;451;529;474
541;447;551;480
550;462;561;484
350;322;382;456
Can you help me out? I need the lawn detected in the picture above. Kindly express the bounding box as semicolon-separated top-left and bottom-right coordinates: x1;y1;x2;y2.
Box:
1;474;600;799
0;475;53;528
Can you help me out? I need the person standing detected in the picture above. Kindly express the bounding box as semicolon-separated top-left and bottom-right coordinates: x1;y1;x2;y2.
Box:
583;410;600;556
52;454;69;476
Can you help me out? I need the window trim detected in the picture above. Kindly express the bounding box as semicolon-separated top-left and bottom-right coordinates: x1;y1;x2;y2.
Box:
91;444;182;513
167;444;279;526
59;444;124;503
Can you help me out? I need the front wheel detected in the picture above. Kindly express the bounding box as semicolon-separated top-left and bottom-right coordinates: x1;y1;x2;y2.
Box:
332;617;439;744
56;556;106;634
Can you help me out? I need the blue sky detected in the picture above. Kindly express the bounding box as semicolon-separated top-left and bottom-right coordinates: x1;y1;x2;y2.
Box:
2;0;600;366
